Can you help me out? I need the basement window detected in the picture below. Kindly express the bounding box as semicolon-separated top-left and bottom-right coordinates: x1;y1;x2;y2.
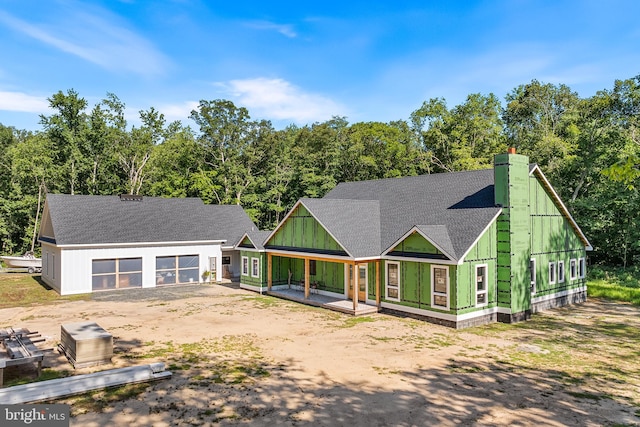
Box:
385;261;400;301
431;265;450;310
475;264;488;307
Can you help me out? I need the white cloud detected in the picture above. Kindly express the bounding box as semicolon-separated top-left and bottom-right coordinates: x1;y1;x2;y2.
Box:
157;101;200;122
0;9;168;76
0;91;50;113
218;78;346;124
245;20;297;38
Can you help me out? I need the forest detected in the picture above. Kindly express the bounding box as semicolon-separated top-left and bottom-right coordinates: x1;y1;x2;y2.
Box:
1;76;639;267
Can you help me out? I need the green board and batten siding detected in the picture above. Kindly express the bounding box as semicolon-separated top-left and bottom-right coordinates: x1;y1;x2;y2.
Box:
529;174;587;298
457;220;498;314
267;204;344;254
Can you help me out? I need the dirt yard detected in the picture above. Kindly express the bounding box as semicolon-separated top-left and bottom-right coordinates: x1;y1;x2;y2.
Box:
1;282;639;426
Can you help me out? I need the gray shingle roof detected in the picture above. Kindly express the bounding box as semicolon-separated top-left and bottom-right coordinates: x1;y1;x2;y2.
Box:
323;168;502;261
44;194;256;246
239;230;273;250
300;198;381;258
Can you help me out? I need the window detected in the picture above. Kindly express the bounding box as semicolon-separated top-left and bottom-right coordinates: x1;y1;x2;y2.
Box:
242;256;249;276
570;259;577;280
558;260;565;284
222;256;231;265
475;264;488;307
385;262;400;301
156;255;199;285
579;257;586;279
549;261;556;285
92;258;142;291
251;258;260;278
530;258;537;294
431;265;449;310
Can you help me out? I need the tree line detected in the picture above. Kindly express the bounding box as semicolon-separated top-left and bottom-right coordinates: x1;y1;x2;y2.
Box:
1;76;639;267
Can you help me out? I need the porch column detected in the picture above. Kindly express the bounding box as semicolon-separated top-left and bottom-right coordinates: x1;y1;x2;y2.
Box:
304;258;310;299
353;261;358;311
376;260;381;307
267;253;273;291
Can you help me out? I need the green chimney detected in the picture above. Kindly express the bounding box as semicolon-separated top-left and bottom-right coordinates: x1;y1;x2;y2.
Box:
494;148;532;321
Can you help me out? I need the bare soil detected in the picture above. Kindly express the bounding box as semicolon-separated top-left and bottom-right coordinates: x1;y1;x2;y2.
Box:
1;283;639;426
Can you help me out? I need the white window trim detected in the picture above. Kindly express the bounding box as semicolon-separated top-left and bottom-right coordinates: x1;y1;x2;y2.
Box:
241;256;249;276
549;261;557;285
530;258;537;294
385;261;400;301
558;260;565;284
431;264;450;311
570;259;577;280
251;258;260;278
579;257;586;279
475;264;488;308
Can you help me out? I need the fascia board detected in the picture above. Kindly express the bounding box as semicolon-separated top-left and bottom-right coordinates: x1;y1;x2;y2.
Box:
53;240;226;249
383;255;458;265
529;165;593;250
265;248;354;262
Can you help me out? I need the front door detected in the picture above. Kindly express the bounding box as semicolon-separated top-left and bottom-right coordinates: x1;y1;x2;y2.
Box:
347;264;367;302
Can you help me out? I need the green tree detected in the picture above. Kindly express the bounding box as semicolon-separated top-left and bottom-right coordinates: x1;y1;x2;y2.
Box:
411;94;505;172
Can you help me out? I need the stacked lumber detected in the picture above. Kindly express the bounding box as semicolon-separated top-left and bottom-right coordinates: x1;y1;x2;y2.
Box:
0;363;171;404
59;322;113;368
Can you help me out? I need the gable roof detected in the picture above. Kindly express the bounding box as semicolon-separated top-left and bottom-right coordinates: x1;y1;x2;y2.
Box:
299;198;381;258
236;230;273;251
40;194;257;246
324;169;502;261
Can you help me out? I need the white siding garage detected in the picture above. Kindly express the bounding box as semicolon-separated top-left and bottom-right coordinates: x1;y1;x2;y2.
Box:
39;194;257;295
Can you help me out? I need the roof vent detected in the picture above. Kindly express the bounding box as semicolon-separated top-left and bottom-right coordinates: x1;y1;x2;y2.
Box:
119;194;143;202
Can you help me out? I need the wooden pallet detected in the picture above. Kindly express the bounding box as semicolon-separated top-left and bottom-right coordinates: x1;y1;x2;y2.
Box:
0;363;171;404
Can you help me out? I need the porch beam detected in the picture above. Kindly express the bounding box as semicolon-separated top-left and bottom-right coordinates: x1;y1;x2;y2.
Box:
304;258;310;299
267;253;272;291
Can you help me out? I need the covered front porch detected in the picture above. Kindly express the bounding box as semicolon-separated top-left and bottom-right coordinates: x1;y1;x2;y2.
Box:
265;252;381;316
266;287;379;316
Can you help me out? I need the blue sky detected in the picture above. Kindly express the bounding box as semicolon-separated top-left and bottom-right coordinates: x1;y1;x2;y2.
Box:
1;0;639;131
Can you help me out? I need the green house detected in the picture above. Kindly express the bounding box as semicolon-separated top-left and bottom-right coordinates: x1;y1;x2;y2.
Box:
237;149;591;328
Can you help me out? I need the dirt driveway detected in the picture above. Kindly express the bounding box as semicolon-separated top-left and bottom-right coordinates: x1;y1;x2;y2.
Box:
1;283;639;426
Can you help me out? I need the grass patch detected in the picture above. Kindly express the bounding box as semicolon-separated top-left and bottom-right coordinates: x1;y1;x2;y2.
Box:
566;391;607;401
3;368;72;387
588;266;640;305
66;383;150;416
241;295;283;308
340;316;378;328
0;273;89;308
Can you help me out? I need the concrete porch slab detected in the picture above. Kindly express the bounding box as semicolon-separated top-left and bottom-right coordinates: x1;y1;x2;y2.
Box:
267;288;378;316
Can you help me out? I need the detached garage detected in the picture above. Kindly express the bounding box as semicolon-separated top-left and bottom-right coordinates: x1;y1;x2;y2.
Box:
38;194;256;295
